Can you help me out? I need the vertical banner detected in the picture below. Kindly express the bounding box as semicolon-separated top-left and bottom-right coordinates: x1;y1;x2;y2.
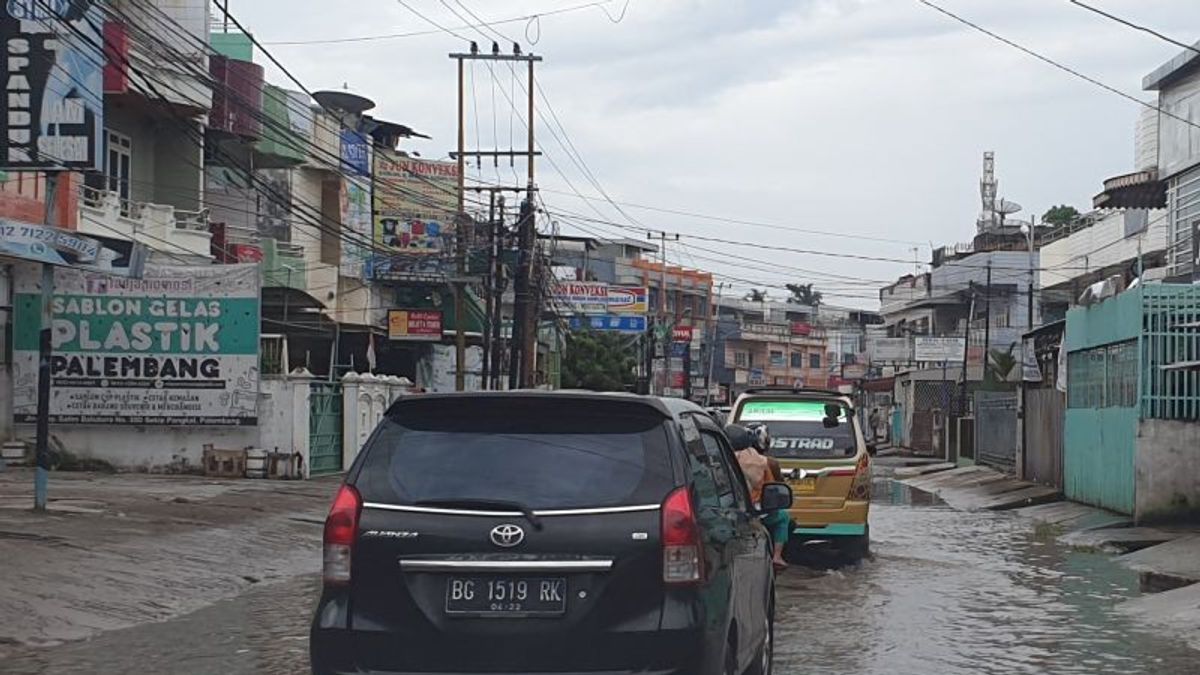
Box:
1;1;104;170
11;264;262;426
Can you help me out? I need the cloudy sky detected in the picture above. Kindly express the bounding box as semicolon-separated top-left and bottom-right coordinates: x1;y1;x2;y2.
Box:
231;0;1200;308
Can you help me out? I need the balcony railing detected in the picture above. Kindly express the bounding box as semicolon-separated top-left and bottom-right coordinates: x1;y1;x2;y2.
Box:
80;185;212;259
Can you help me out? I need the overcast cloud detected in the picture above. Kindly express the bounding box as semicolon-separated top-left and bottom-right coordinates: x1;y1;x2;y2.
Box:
233;0;1200;307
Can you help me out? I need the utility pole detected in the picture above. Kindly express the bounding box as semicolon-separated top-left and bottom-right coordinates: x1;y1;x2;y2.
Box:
958;287;977;422
705;282;726;406
453;47;468;391
450;44;541;389
482;192;496;389
647;230;680;396
983;261;993;383
510;197;535;389
33;172;60;512
492;196;507;389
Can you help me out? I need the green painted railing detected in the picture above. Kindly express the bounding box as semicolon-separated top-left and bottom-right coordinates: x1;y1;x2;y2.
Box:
1141;284;1200;421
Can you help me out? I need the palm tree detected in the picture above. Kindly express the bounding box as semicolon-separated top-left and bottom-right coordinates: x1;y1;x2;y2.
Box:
786;283;823;307
744;289;769;303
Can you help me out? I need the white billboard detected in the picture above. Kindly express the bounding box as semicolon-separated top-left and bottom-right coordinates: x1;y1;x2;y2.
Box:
913;336;966;363
867;337;911;363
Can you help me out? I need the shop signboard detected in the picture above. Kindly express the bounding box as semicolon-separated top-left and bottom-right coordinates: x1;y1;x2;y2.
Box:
1;1;104;170
373;150;458;254
11;264;261;426
914;336;966;363
551;282;648;315
867;337;911;363
0;220;145;276
388;309;444;341
672;325;694;343
568;315;647;333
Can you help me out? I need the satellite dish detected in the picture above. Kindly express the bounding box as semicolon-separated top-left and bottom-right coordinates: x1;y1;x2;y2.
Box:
996;199;1023;215
312;90;376;115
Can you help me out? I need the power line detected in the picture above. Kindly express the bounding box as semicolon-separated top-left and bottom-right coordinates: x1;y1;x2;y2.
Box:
1066;0;1200;56
915;0;1200;132
262;0;620;46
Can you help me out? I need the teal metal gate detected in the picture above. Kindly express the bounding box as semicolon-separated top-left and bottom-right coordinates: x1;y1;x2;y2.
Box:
309;382;344;475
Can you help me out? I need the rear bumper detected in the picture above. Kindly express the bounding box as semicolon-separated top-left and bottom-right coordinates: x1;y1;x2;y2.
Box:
314;662;686;667
789;499;869;537
311;626;710;675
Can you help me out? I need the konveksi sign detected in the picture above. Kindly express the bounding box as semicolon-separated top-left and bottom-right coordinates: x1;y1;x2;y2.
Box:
552;282;649;315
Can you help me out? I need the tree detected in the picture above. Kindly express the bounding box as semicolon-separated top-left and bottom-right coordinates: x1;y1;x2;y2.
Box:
560;330;638;392
1042;205;1080;227
786;282;823;307
744;289;769;303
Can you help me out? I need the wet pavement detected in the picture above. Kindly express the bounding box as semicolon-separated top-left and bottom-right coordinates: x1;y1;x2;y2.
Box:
3;479;1198;674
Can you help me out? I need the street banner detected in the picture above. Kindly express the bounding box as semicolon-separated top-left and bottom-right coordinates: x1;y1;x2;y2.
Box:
1;1;104;170
339;179;371;278
12;263;261;426
388;309;443;341
551;282;649;315
914;336;966;362
0;219;145;276
567;315;646;333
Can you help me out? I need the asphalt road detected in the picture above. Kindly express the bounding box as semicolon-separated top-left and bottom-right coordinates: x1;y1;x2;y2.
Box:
4;480;1197;674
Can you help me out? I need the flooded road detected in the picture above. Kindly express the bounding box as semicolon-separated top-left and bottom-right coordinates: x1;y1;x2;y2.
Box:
773;481;1198;675
4;479;1197;674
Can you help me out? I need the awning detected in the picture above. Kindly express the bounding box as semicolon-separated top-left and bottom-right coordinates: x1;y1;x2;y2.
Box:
1093;169;1166;209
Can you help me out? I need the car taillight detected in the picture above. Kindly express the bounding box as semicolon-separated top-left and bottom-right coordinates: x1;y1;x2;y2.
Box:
323;484;362;585
661;486;703;585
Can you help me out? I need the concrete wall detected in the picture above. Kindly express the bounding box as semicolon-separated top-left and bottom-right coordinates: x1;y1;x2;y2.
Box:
1136;419;1200;522
1156;67;1200;180
1039;210;1168;291
5;375;322;476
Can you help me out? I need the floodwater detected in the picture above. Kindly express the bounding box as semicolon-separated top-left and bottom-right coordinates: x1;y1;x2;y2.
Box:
4;479;1196;674
773;480;1198;675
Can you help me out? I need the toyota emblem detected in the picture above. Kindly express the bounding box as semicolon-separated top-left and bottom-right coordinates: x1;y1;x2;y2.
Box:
489;524;526;548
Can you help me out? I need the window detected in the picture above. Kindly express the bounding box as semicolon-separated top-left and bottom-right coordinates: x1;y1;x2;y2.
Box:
356;398;675;510
734;351;749;368
769;350;785;367
740;400;858;459
1067;340;1138;409
700;429;749;511
790;353;803;369
106;130;132;207
810;353;821;369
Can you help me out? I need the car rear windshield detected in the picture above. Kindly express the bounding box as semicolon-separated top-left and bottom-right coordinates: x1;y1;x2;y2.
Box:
354;397;676;510
737;400;857;459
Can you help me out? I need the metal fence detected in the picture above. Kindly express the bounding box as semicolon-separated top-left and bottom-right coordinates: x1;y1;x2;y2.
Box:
975;390;1019;473
1141;285;1200;420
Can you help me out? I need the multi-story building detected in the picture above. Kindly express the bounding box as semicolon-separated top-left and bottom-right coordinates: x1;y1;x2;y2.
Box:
709;297;828;403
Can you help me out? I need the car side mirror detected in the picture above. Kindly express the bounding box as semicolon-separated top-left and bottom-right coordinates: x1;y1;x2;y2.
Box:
867;443;878;457
759;483;793;512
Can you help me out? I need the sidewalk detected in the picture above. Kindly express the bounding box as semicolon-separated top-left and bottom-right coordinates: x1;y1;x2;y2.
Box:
0;468;337;650
898;462;1200;652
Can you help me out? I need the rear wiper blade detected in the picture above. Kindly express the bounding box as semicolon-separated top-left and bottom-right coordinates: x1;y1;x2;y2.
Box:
414;498;544;530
